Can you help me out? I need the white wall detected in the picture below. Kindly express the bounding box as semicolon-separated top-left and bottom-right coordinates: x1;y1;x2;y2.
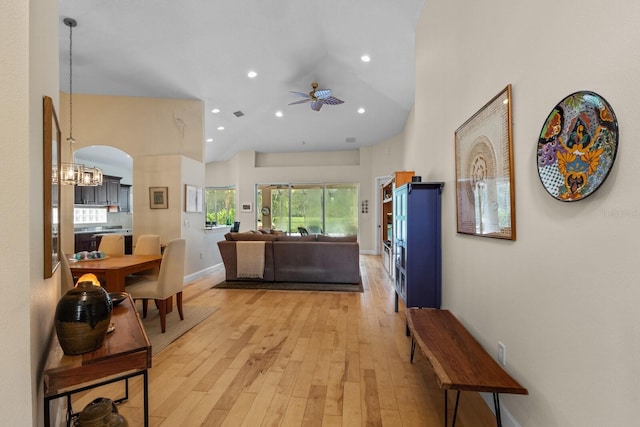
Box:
1;0;60;425
412;0;640;425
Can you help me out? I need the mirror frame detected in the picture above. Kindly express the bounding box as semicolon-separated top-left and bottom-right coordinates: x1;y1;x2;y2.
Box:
43;96;61;278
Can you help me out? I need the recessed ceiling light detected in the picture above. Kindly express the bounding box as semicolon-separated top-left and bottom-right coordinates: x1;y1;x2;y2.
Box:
217;126;225;131
361;54;371;62
358;107;365;114
247;70;257;78
206;138;213;142
211;108;220;114
275;111;283;118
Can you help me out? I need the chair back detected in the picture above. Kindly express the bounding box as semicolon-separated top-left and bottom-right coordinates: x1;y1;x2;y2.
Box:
98;234;125;256
230;221;240;232
134;234;161;255
156;238;186;299
60;254;75;294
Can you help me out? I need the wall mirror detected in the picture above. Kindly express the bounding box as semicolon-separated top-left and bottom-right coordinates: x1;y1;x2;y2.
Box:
43;96;61;278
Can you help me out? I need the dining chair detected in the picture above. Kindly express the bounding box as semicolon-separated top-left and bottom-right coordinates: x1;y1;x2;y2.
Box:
133;234;161;255
125;238;186;333
298;226;309;236
60;254;76;294
98;234;125;256
132;234;161;276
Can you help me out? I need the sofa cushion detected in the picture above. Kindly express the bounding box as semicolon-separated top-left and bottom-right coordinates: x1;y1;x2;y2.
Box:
227;232;277;241
316;235;357;242
273;241;360;284
276;235;317;242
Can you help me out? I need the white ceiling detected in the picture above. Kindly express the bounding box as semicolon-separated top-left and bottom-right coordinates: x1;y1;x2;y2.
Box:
59;0;425;166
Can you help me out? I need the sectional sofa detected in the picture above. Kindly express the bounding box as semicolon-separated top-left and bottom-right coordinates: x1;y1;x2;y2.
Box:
217;232;360;284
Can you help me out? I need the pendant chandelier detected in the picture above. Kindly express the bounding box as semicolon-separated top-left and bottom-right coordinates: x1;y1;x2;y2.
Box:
61;17;103;187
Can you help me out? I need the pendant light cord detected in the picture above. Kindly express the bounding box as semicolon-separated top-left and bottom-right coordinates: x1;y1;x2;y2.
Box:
68;21;74;144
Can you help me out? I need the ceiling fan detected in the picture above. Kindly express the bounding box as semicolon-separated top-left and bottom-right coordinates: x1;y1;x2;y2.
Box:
289;82;344;111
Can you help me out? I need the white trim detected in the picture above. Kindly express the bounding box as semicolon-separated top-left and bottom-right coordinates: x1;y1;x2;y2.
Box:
480;393;522;427
183;263;223;283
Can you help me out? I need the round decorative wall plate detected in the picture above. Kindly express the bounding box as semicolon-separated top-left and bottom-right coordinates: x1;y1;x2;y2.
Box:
537;91;618;201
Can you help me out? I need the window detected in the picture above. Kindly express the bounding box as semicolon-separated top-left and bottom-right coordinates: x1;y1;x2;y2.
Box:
256;183;358;236
74;207;108;224
205;187;235;227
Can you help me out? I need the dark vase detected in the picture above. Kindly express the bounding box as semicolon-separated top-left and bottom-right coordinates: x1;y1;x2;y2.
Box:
75;397;128;426
54;275;113;355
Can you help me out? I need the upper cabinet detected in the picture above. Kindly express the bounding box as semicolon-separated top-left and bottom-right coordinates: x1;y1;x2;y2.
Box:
74;175;121;206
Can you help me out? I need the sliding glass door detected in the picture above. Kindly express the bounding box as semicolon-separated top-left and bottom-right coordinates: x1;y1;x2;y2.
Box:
257;183;358;236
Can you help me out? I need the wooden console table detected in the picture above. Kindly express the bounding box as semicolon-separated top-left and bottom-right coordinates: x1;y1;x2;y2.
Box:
43;295;151;426
407;308;528;427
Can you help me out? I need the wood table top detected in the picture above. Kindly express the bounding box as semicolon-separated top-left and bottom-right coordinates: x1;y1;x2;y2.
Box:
407;308;528;395
68;254;162;270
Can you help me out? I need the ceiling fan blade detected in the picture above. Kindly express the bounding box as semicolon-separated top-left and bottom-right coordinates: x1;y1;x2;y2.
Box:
289;99;311;105
290;91;310;98
321;96;344;105
315;89;332;99
310;100;323;111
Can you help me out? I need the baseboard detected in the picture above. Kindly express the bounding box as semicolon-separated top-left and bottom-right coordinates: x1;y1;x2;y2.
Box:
360;249;376;255
480;393;522;427
184;263;223;283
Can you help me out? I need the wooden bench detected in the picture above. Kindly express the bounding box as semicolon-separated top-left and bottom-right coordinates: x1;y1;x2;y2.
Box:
407;308;528;427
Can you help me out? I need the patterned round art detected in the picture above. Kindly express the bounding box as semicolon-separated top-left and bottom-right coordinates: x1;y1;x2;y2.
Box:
537;91;618;201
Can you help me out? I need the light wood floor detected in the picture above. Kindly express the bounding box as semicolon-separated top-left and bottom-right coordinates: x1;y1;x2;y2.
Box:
73;255;496;426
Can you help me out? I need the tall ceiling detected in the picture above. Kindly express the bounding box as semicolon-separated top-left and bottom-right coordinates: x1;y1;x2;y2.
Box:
59;0;425;164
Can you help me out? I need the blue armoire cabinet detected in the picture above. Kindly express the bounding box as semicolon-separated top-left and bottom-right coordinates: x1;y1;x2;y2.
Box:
393;182;444;312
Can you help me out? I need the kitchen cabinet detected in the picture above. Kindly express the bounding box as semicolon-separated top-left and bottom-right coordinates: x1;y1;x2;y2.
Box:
74;185;96;205
393;182;444;313
119;185;131;212
74;175;121;205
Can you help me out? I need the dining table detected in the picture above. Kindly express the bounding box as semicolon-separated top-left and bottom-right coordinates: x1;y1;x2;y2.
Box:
68;254;163;293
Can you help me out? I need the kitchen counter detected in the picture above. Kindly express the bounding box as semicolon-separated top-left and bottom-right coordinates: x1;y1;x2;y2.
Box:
74;226;132;235
74;227;133;254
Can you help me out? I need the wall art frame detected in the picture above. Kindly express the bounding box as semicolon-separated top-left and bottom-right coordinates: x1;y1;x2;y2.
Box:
455;84;516;240
149;187;169;209
241;202;253;213
43;96;61;278
185;184;198;212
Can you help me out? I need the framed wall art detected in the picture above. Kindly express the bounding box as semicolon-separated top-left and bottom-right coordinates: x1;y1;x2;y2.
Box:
241;202;252;213
185;184;198;212
43;96;61;278
149;187;168;209
455;84;516;240
537;91;618;202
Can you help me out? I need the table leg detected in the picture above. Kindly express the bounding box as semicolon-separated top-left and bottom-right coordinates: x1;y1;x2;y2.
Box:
44;398;50;427
452;390;460;426
444;390;447;427
410;338;416;363
493;393;502;427
106;270;122;293
144;369;149;427
443;390;461;427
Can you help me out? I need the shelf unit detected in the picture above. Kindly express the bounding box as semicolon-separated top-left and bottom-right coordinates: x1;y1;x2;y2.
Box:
393;182;444;312
380;171;414;277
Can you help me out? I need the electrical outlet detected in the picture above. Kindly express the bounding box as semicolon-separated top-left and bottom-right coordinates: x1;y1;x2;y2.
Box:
498;341;506;366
